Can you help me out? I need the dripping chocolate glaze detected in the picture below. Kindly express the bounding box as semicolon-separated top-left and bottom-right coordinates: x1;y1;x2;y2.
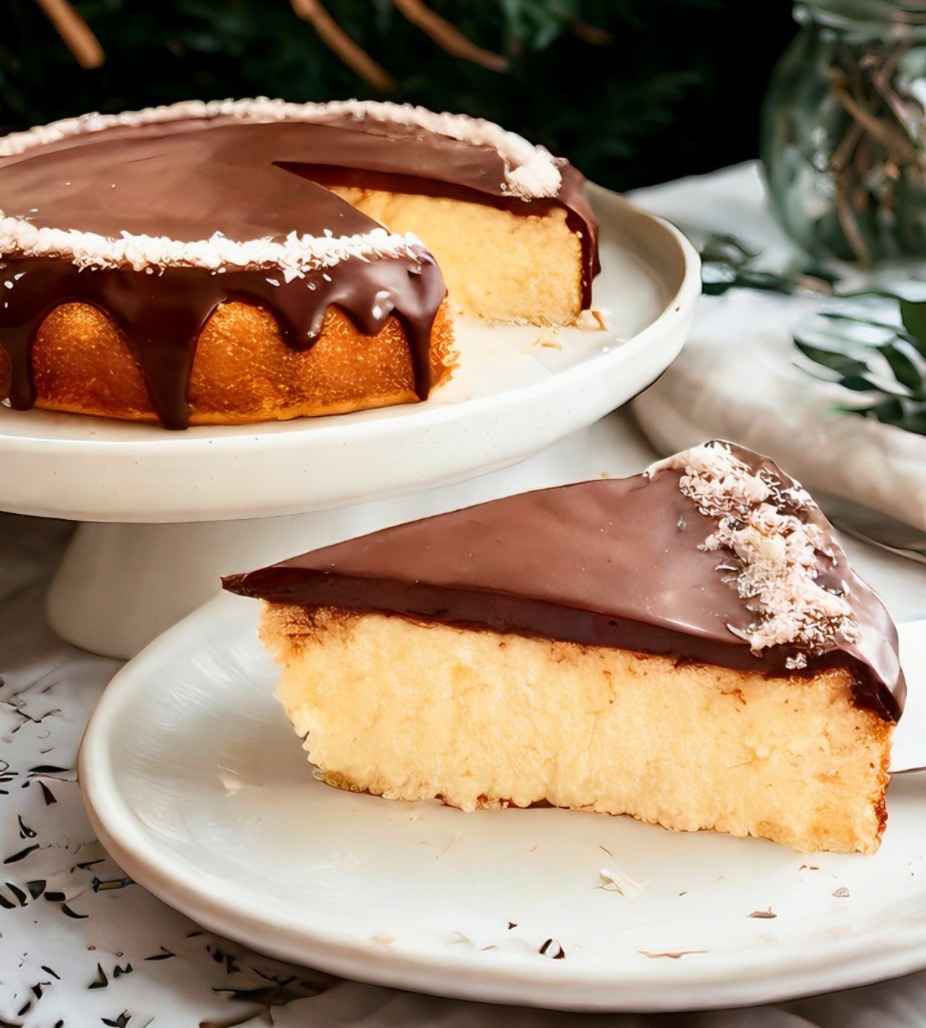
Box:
0;253;443;429
224;450;905;723
0;115;597;428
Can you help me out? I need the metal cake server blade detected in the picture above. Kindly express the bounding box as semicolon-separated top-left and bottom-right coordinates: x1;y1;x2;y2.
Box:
817;492;926;566
891;619;926;773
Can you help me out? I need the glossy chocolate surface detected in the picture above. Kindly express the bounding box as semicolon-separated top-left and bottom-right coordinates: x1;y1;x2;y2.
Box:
0;109;596;427
224;452;905;722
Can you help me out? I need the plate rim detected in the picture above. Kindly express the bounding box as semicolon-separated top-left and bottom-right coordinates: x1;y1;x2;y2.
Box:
78;592;926;1013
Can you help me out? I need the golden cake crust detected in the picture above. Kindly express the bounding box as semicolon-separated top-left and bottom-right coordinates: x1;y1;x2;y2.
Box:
0;298;456;425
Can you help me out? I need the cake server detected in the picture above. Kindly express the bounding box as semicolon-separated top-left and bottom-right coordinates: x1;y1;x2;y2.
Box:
891;618;926;773
818;492;926;566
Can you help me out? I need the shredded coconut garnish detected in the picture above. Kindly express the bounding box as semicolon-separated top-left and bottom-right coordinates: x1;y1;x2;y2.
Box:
646;441;858;660
0;98;560;198
598;867;649;898
0;98;559;273
0;219;427;276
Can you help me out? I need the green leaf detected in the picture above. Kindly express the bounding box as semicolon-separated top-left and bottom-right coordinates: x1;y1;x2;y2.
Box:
896;407;926;435
798;262;840;285
899;298;926;358
699;233;759;266
818;310;913;340
850;397;926;435
878;342;926;397
839;374;893;393
734;269;797;294
794;339;869;377
698;233;831;298
700;263;796;296
794;288;926;433
846;397;904;422
701;279;737;296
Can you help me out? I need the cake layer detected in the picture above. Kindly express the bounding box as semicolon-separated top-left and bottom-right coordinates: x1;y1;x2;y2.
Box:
325;185;583;324
262;604;892;854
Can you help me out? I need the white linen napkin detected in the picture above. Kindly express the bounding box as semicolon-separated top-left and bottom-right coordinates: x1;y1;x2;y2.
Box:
630;163;926;532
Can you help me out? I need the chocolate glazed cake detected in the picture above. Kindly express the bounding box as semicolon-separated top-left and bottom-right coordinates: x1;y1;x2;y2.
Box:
224;441;905;854
0;99;598;428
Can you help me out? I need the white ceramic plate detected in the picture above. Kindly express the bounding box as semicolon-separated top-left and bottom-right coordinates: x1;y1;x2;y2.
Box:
0;186;698;522
79;593;926;1012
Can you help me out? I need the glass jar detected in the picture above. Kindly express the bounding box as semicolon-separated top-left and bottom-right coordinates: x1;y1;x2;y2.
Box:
762;0;926;264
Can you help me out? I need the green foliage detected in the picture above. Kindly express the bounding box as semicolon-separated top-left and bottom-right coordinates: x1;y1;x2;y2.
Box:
700;234;838;296
794;295;926;436
0;0;790;191
698;233;926;436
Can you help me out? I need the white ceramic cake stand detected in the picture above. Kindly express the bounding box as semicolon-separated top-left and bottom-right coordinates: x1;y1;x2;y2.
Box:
0;187;700;658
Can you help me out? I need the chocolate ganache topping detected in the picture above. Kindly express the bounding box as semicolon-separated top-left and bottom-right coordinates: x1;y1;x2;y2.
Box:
0;99;598;429
223;441;905;722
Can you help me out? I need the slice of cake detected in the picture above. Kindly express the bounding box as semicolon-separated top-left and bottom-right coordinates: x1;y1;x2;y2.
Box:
0;99;597;428
223;441;905;854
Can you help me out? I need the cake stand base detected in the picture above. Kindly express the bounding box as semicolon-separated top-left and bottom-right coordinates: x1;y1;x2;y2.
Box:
45;515;328;659
46;411;664;659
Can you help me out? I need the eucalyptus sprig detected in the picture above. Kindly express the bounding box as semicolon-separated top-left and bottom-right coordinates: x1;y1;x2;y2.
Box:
793;293;926;436
697;232;926;436
700;234;838;297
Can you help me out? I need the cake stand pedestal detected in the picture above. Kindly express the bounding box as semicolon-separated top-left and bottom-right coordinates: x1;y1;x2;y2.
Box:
44;413;664;658
2;189;700;658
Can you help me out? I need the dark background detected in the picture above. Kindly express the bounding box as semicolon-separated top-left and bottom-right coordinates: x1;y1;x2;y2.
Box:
1;0;797;191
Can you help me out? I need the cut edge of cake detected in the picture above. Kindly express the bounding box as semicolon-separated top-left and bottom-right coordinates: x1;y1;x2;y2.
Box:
261;603;892;854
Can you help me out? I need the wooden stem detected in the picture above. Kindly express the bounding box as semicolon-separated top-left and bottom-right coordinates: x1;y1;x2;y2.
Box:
33;0;105;69
290;0;396;90
562;17;614;47
828;67;916;160
392;0;508;71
